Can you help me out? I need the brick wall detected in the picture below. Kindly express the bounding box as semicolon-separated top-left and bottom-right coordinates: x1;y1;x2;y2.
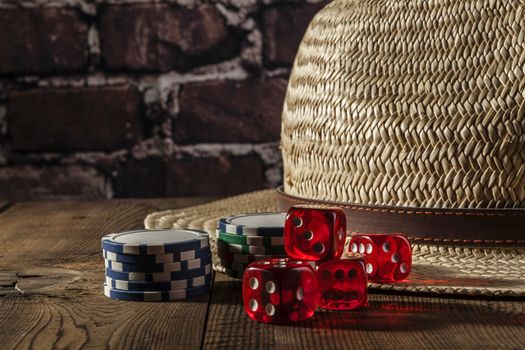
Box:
0;0;328;200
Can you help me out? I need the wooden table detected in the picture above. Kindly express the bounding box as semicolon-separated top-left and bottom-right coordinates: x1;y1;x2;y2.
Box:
0;199;524;349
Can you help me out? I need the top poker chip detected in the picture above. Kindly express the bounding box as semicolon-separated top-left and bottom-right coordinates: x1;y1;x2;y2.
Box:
101;229;209;255
218;213;286;236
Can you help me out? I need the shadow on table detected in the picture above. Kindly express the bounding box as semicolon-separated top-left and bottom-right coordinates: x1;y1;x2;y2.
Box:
211;277;525;331
290;296;525;331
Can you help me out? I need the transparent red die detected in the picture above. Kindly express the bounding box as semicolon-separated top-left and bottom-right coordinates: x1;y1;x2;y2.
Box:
348;234;412;282
316;254;368;310
242;258;317;324
284;206;346;261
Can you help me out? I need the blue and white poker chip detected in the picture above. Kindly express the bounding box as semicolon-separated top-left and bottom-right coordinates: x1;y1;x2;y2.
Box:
104;254;212;273
101;229;209;255
218;213;285;236
104;283;210;301
103;246;211;264
105;264;213;282
105;273;212;291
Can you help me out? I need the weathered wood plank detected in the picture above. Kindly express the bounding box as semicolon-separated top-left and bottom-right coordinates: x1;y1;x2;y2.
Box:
0;198;214;350
203;273;525;349
3;198;524;349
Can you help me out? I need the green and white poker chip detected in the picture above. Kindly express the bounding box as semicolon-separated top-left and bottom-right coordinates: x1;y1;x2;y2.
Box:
216;239;285;255
217;230;284;246
219;258;249;272
217;248;286;263
222;267;244;279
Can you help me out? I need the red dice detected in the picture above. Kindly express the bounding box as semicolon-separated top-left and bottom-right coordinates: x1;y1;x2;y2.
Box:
348;234;412;282
316;253;368;310
242;258;317;324
284;206;346;261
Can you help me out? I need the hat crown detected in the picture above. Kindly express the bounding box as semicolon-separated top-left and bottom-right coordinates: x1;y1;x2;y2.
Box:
281;0;525;209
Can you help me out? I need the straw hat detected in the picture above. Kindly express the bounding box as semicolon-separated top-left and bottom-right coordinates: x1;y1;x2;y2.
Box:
146;0;525;297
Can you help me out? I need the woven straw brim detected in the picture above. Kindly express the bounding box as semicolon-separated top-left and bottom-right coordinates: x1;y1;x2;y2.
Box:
145;190;525;298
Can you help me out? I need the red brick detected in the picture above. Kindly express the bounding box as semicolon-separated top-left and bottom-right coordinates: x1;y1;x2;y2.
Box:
175;79;286;143
0;165;108;201
113;157;166;198
166;155;265;196
0;8;89;75
99;4;239;72
8;85;143;152
262;2;328;67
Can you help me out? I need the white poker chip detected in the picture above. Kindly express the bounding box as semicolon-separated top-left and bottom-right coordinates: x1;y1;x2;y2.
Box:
102;246;211;264
101;229;209;255
104;283;210;302
218;213;285;236
104;254;211;273
105;264;212;282
105;273;212;291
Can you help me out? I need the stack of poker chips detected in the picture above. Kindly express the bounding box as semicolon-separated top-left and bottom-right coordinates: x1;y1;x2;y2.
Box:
102;229;212;301
216;213;287;278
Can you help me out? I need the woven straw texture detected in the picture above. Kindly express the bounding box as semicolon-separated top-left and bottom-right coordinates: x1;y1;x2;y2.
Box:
145;190;525;297
281;0;525;209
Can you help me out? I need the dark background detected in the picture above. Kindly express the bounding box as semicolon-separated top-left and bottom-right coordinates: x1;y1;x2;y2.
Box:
0;0;327;201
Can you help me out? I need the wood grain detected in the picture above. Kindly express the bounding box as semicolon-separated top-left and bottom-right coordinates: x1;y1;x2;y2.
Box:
203;273;525;349
0;198;215;350
2;198;525;350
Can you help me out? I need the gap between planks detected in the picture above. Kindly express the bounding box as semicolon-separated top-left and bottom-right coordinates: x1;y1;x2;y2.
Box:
0;198;217;350
201;273;525;349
